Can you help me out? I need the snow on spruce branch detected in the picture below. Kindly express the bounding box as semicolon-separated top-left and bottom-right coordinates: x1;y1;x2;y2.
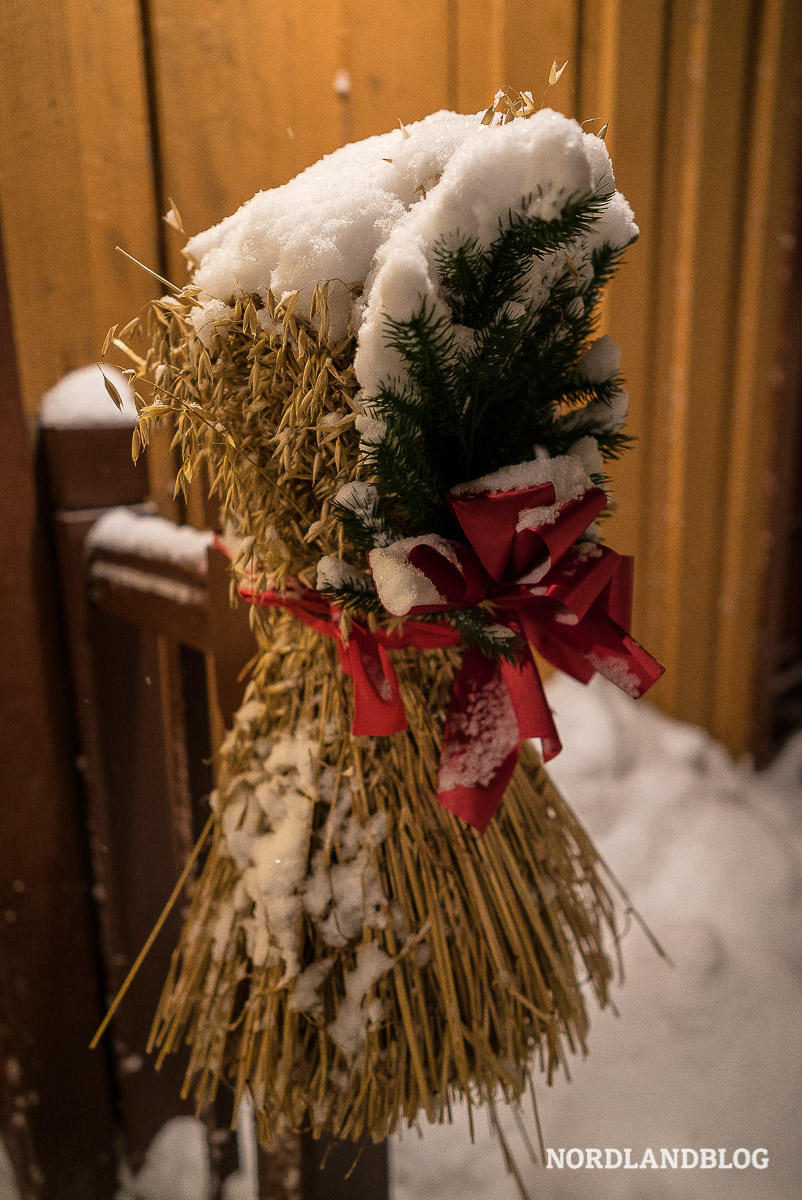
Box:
332;108;634;627
180;100;635;632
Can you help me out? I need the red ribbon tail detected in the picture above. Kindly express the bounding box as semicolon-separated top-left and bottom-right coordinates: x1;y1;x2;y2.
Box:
540;608;664;699
500;653;563;761
434;650;518;831
435;646;563;832
615;626;665;695
436;742;521;833
521;617;596;685
340;624;408;736
580;610;664;697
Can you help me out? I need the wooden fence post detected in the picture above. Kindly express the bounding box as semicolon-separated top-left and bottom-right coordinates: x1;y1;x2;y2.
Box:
0;219;117;1200
41;419;209;1167
37;395;390;1198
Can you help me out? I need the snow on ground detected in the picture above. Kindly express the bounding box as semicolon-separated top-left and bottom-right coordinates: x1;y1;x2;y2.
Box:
115;1103;259;1200
393;674;802;1200
116;1118;212;1200
0;1138;21;1200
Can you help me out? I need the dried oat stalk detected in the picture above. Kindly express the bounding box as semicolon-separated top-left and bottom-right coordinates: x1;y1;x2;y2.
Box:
116;281;624;1148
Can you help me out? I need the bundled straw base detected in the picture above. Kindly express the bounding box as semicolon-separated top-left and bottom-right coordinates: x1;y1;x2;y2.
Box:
149;608;618;1145
114;267;631;1151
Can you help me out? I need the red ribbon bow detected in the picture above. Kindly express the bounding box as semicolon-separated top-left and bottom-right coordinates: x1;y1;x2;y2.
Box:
364;468;663;830
232;465;663;834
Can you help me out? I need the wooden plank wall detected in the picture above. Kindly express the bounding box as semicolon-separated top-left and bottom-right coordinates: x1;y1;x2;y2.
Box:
1;0;800;755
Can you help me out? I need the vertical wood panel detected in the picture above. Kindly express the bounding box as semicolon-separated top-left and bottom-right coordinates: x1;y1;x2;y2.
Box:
577;1;670;567
148;0;344;283
578;1;667;556
344;1;452;138
500;1;579;118
0;1;159;412
643;0;755;723
557;0;800;743
712;0;802;753
0;225;117;1200
454;0;504;109
455;0;579;116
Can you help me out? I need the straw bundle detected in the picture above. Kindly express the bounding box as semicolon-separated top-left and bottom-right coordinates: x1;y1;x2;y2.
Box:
120;286;617;1146
111;97;662;1152
153;617;617;1145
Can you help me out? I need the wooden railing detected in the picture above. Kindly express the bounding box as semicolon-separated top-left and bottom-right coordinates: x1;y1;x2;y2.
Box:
34;416;388;1199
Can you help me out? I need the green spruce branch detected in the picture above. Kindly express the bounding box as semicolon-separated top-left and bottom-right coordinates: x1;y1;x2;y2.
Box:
332;185;637;645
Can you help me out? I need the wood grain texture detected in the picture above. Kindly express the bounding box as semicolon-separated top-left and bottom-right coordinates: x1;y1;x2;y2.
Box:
2;0;799;750
641;0;755;724
455;0;578;115
148;0;344;283
0;209;117;1200
0;1;159;412
577;2;670;577
343;1;452;138
711;0;802;753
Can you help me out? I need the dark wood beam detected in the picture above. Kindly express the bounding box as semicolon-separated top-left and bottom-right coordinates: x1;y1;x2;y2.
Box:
0;204;118;1200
